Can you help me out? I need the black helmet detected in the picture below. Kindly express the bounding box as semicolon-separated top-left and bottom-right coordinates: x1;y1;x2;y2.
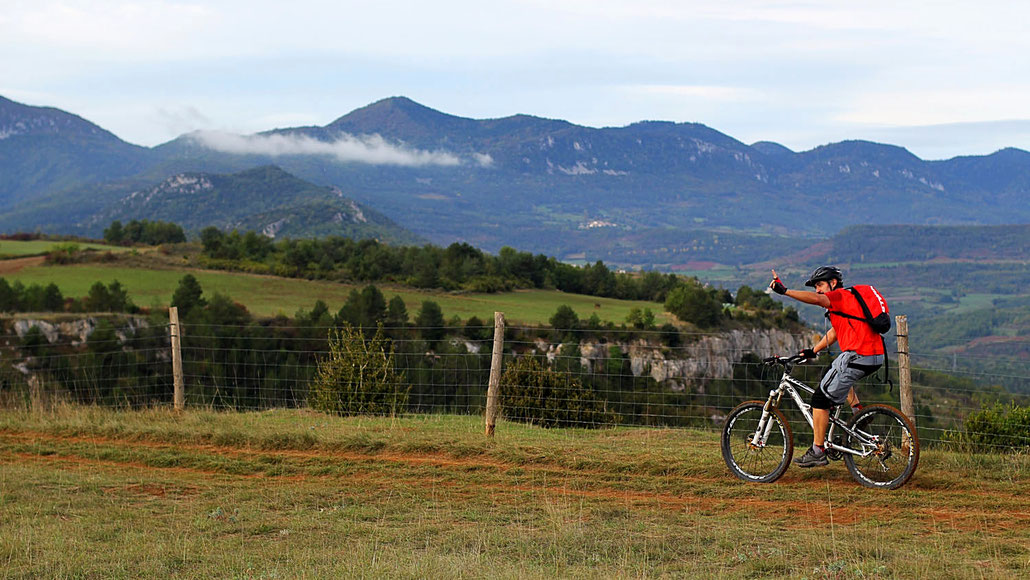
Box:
804;266;843;287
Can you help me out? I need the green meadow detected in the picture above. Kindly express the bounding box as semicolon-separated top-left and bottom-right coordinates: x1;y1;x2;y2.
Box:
0;239;127;259
1;261;673;325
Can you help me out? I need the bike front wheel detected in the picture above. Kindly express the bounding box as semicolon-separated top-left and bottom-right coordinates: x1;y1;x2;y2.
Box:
843;404;919;490
722;401;794;483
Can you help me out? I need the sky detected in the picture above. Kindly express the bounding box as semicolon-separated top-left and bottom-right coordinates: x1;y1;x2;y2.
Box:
2;0;1028;160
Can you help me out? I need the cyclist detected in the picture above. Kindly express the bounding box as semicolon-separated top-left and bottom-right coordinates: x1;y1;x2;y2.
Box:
769;266;885;468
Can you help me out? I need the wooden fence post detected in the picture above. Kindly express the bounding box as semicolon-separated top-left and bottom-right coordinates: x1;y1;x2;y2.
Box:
170;306;184;412
484;311;505;437
28;375;41;414
896;315;914;425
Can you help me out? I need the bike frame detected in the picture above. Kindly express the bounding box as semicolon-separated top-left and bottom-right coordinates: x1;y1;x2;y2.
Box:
750;362;880;458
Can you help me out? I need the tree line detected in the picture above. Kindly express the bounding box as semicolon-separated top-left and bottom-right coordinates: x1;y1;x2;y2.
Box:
103;219;186;246
0;278;136;314
194;226;684;300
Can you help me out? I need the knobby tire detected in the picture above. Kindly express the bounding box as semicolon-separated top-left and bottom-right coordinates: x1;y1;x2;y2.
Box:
722;400;794;484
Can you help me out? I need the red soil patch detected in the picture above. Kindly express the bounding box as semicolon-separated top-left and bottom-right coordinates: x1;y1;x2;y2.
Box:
0;256;46;274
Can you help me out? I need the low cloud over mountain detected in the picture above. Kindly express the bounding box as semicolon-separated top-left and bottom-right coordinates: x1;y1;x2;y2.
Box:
189;130;492;167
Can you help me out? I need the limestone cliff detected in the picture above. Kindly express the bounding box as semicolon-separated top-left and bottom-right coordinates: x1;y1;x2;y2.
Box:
536;328;813;392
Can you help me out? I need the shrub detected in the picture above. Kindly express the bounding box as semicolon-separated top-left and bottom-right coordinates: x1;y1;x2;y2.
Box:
45;243;82;264
309;324;409;416
945;403;1030;452
664;280;724;328
499;355;619;428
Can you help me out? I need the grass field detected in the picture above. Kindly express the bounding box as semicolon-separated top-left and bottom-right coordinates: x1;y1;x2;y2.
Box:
0;260;673;326
0;240;127;259
0;406;1027;578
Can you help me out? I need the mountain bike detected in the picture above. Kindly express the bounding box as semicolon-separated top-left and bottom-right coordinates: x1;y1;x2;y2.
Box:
721;354;919;489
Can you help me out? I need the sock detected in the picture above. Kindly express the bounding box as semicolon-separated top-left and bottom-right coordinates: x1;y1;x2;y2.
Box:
852;404;864;414
812;444;825;455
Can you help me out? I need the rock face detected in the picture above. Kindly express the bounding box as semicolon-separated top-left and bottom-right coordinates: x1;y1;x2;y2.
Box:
536;328;811;392
11;317;149;345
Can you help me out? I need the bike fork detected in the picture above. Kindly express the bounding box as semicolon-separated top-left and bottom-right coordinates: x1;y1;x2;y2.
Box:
749;391;780;447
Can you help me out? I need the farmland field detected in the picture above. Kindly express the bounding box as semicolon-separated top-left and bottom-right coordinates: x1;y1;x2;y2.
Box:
0;240;127;259
0;260;674;325
0;407;1027;577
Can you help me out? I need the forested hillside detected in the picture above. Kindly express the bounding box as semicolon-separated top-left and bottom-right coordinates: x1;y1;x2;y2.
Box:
826;224;1028;262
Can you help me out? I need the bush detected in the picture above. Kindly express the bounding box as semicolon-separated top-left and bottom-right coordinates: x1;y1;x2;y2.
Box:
499;356;619;428
945;403;1030;452
309;324;409;416
549;304;580;340
664;280;724;328
45;243;81;264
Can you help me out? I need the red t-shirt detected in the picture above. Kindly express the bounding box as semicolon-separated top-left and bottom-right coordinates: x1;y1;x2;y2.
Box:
826;289;885;356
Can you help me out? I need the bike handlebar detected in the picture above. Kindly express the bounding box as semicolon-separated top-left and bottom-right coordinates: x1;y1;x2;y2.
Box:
763;354;808;367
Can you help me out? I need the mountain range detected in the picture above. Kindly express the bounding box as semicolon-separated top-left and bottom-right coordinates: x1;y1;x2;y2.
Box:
1;94;1028;266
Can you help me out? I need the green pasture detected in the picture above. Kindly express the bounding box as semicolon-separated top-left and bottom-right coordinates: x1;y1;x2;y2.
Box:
0;239;126;259
670;265;738;283
0;262;672;325
0;406;1027;578
950;292;1003;314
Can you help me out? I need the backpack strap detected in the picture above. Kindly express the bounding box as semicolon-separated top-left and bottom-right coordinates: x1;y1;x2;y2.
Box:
825;287;874;323
848;287;876;321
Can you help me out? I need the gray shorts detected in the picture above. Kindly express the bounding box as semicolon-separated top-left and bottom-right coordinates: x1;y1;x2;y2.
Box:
819;351;884;405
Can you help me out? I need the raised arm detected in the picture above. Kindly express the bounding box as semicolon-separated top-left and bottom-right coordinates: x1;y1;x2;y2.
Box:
770;269;831;308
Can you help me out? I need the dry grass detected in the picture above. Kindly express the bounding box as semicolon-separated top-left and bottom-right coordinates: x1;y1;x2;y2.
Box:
1;406;1027;578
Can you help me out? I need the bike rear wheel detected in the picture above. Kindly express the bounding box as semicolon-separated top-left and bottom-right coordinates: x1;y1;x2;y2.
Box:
843;404;919;490
722;401;794;483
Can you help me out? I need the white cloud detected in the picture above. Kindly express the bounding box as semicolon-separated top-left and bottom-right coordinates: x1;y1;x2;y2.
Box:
471;152;494;167
190;131;467;167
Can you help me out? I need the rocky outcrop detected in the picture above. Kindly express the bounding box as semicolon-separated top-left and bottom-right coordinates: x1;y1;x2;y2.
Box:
534;328;812;393
11;317;150;346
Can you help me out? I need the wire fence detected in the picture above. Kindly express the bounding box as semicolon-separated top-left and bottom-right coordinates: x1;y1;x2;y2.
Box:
1;314;1028;451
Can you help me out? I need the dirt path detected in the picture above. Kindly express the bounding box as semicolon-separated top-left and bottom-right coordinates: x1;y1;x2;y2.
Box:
3;428;1028;534
0;255;46;274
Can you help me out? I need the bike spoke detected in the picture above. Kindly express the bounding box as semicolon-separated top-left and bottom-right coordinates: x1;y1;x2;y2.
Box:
845;408;917;488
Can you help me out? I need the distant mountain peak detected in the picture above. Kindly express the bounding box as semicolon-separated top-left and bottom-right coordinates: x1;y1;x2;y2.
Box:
806;139;922;165
990;147;1030;158
0;94;119;141
327;96;472;135
750;141;795;156
350;96;447;119
368;95;434;111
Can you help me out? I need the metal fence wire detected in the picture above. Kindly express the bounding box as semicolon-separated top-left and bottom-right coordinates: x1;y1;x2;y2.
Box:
1;316;1028;450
